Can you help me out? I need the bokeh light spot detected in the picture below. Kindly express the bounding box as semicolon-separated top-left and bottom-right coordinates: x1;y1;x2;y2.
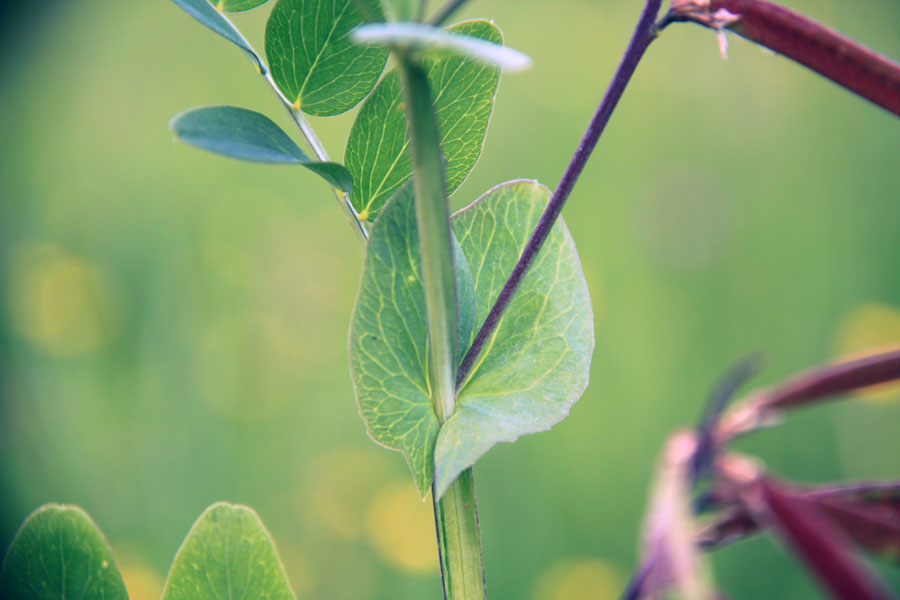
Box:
532;557;623;600
9;243;121;356
116;551;163;600
365;480;438;573
832;302;900;403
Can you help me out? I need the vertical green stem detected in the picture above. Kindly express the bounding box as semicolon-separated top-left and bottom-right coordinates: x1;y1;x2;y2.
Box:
398;52;486;600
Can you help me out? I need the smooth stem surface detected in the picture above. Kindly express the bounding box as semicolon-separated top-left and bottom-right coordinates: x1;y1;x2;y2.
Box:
399;55;458;423
432;469;486;600
398;53;485;600
457;0;664;389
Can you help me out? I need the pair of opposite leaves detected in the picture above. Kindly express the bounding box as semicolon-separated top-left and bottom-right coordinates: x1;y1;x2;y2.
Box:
0;503;295;600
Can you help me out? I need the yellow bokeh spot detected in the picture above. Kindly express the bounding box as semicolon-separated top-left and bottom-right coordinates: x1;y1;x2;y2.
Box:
365;481;438;573
533;557;623;600
306;448;392;540
116;553;163;600
9;243;121;356
833;302;900;403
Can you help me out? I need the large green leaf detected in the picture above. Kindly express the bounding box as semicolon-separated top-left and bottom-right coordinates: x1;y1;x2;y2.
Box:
345;19;502;221
170;106;353;192
349;185;475;494
435;180;593;496
0;504;128;600
162;502;295;600
171;0;264;70
219;0;270;10
265;0;388;116
349;180;593;496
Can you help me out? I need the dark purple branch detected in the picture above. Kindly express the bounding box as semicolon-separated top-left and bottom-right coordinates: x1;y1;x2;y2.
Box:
455;0;664;389
761;348;900;412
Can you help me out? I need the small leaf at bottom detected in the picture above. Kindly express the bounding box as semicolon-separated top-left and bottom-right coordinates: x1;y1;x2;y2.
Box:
0;504;128;600
162;502;295;600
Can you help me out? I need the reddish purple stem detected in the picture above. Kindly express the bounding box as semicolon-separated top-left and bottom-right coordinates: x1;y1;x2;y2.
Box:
456;0;664;389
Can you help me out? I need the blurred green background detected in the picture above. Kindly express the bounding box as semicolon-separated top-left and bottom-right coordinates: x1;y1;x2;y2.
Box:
1;0;899;598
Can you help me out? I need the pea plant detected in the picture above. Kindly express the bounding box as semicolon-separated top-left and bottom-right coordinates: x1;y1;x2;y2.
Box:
1;0;898;599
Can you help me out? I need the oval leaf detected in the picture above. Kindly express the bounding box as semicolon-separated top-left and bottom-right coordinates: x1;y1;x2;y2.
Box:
171;0;264;70
353;22;532;71
265;0;388;116
434;180;594;497
0;504;128;600
171;106;353;192
162;502;295;600
349;180;592;496
220;0;271;10
349;184;475;494
345;19;502;221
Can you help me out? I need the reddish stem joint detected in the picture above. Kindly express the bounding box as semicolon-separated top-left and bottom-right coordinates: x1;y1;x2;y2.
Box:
663;0;900;116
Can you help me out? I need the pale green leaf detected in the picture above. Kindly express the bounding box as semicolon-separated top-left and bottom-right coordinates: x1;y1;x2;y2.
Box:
265;0;388;116
220;0;271;10
434;180;594;497
0;504;128;600
162;502;295;600
353;23;532;71
345;19;502;221
171;0;264;70
349;180;592;496
349;185;474;494
170;106;353;192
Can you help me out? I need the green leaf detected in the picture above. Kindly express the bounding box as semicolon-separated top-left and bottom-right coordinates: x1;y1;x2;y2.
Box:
349;184;474;494
265;0;389;116
171;0;264;71
219;0;271;10
0;504;128;600
170;106;354;192
349;180;592;496
345;19;502;222
435;180;594;496
354;23;532;71
162;502;295;600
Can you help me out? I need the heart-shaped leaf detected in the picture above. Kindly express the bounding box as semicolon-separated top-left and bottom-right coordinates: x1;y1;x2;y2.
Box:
349;184;475;494
345;19;502;222
171;105;353;192
265;0;388;116
162;502;295;600
349;180;593;496
435;180;594;496
219;0;271;10
0;504;128;600
171;0;264;70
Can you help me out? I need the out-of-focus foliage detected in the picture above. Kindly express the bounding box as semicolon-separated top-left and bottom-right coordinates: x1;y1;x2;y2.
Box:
1;1;899;599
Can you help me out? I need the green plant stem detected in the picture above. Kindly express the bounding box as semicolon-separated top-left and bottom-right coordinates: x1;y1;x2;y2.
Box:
398;51;485;600
263;71;369;247
432;469;486;600
398;54;458;423
209;5;368;246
